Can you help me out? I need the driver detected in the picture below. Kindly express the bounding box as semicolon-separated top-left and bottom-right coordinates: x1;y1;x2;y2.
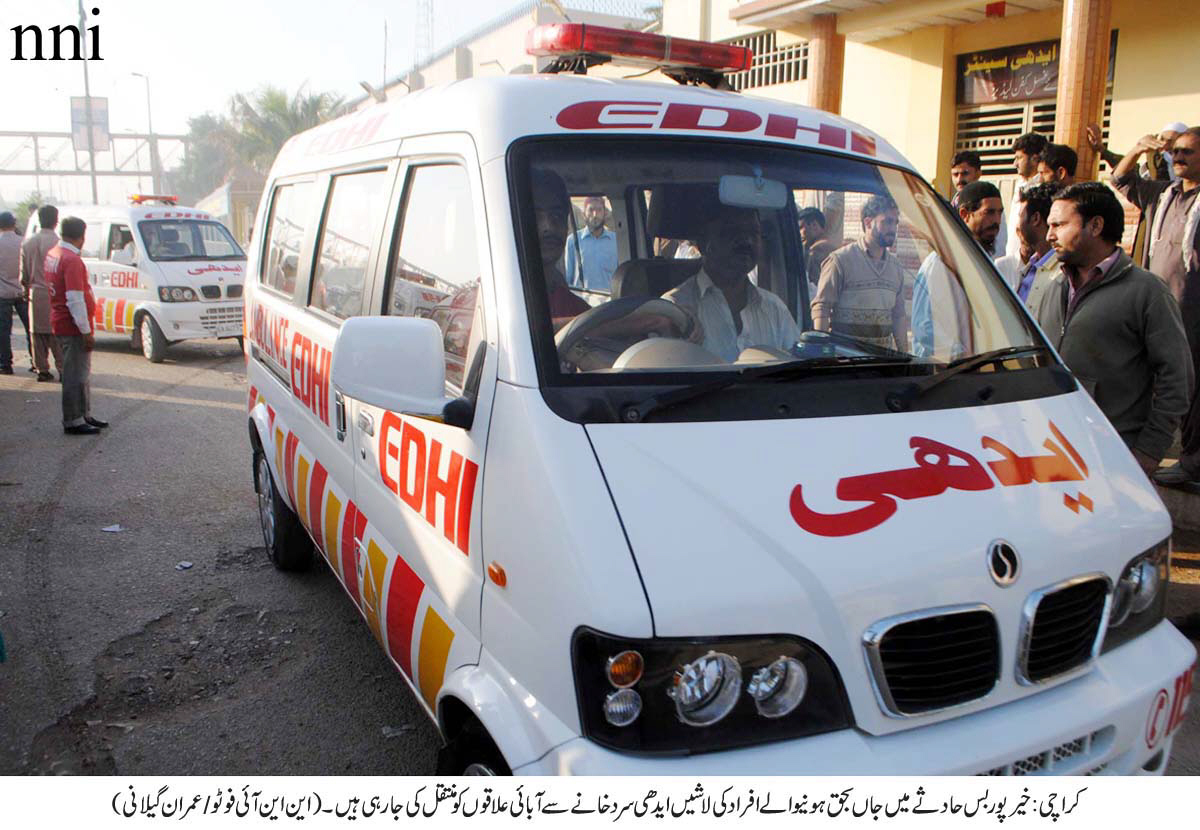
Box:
530;168;591;324
662;202;801;361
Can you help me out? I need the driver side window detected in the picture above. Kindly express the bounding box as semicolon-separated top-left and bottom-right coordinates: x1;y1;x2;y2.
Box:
385;164;482;393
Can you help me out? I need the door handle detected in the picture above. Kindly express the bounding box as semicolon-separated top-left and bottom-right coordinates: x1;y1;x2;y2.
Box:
334;391;347;442
357;411;374;436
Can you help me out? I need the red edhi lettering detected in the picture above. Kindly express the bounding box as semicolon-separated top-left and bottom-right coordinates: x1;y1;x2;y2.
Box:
289;332;331;426
379;413;478;555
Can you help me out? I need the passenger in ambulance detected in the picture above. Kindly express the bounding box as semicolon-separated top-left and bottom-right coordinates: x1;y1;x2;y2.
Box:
662;202;801;361
111;229;136;265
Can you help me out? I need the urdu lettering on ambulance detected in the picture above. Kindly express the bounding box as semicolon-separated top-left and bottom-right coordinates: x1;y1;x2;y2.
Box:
243;31;1194;776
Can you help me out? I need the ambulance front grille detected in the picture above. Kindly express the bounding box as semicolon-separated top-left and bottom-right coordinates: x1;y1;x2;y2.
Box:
200;284;221;299
199;306;243;333
864;606;1000;716
1020;577;1108;684
976;727;1113;775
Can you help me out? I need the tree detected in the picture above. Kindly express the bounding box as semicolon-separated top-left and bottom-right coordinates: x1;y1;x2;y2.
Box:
169;85;344;203
230;86;345;172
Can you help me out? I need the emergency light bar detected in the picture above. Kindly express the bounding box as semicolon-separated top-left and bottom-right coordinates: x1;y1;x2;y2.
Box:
129;193;178;205
526;23;753;80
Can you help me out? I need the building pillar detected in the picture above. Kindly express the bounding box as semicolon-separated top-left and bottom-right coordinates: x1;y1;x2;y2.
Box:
806;14;845;114
1053;0;1113;180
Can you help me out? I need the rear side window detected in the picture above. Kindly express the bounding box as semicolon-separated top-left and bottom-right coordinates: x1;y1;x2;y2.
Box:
386;164;482;391
261;182;313;297
309;170;390;320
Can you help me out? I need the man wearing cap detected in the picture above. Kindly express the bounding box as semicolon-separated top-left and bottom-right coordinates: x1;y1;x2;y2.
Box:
1091;122;1189;182
1111;127;1200;487
0;211;33;375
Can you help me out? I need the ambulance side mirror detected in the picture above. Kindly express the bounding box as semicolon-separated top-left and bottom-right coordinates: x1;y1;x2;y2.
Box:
331;316;453;422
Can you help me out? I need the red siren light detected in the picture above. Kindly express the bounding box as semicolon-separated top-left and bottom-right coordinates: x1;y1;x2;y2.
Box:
525;23;753;73
129;193;179;205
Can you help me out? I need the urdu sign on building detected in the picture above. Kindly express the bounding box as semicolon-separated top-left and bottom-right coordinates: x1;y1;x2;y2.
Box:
957;32;1118;105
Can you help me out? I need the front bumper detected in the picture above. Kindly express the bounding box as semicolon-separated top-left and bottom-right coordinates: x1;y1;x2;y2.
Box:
515;621;1195;775
150;300;243;340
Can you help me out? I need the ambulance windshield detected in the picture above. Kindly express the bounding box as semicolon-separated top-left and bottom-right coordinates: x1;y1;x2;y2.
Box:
512;138;1045;383
138;219;245;262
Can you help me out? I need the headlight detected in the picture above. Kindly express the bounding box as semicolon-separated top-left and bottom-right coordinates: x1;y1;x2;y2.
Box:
572;628;852;755
158;286;197;302
1102;539;1169;654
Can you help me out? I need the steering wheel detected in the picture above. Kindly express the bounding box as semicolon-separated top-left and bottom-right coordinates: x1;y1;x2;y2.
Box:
555;297;699;370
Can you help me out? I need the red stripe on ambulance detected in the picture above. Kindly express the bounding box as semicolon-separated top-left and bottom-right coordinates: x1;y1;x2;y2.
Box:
385;554;425;677
308;461;328;553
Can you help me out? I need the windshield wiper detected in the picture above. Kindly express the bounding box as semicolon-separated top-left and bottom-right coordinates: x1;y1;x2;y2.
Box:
884;344;1052;412
620;354;913;423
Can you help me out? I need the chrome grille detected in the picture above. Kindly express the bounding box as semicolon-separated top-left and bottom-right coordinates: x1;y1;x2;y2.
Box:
977;728;1112;775
1020;576;1109;684
864;605;1000;716
199;306;243;334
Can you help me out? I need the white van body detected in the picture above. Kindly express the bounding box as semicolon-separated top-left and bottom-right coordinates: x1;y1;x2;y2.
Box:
243;71;1194;775
26;202;246;361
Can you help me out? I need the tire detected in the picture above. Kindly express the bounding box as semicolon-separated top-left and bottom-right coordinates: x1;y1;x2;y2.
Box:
140;314;167;363
254;448;313;571
436;722;510;776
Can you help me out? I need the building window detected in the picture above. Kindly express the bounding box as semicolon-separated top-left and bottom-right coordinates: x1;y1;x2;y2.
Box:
724;30;807;92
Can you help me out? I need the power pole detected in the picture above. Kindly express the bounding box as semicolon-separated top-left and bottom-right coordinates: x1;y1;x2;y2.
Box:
79;0;99;204
415;0;433;66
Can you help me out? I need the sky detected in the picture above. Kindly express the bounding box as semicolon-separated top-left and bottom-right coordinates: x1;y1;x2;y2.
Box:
0;0;553;204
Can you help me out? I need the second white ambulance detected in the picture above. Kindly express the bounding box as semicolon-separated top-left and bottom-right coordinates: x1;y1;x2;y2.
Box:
26;195;246;361
243;25;1194;775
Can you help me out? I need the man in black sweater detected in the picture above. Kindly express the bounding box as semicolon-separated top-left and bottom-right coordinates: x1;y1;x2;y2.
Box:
1046;182;1193;475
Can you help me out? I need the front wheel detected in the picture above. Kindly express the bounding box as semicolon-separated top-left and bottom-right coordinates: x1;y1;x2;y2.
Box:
254;449;312;571
436;722;510;776
140;314;167;363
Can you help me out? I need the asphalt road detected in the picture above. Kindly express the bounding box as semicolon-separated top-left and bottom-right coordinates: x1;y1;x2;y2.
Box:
0;333;439;774
0;330;1197;775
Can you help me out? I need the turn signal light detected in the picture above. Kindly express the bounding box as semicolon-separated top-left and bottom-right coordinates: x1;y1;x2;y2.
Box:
606;650;643;688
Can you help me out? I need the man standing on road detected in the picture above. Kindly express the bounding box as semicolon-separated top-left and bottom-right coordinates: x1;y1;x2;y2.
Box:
46;217;108;435
1005;132;1048;259
0;211;33;375
1038;144;1079;187
565;196;618;293
811;194;908;352
1046;182;1191;476
1110;127;1200;487
21;205;63;382
798;207;835;292
912;181;1004;359
996;183;1063;337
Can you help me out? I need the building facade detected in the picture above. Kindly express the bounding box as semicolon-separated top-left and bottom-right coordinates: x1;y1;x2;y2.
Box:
662;0;1199;202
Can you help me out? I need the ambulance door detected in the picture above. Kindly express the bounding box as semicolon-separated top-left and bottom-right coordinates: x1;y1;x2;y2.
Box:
351;138;496;715
270;164;398;611
93;221;140;335
77;219;110;332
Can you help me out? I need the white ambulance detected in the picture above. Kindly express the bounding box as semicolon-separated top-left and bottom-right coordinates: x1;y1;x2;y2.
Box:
26;195;247;361
243;25;1194;775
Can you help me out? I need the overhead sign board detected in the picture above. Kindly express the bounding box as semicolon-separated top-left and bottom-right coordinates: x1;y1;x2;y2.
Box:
70;96;111;153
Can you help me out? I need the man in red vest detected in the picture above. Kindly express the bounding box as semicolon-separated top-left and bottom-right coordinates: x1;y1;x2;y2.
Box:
46;216;108;435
